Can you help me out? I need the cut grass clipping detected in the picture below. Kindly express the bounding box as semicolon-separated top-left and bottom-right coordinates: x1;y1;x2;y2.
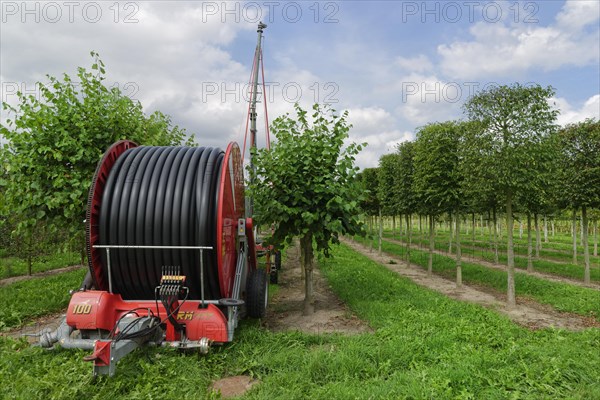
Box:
355;235;600;319
1;244;600;399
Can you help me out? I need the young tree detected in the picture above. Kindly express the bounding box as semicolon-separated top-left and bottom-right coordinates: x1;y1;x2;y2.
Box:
249;104;366;315
463;83;558;307
413;121;465;285
359;167;381;253
395;141;418;266
379;153;400;237
558;119;600;283
1;52;191;255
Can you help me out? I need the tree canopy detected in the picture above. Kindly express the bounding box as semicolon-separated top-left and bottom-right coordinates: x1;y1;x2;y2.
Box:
249;103;366;314
0;52;192;239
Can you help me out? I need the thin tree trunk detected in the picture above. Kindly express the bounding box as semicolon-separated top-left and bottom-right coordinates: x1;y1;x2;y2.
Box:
506;194;516;308
448;212;453;254
419;215;423;248
378;208;383;256
519;220;523;239
471;212;476;243
456;211;462;288
594;220;598;257
572;209;578;265
480;214;484;238
582;206;590;284
399;214;403;240
301;233;314;315
488;210;493;253
527;212;533;272
543;215;548;243
392;215;396;239
406;214;412;266
493;207;499;264
551;220;555;237
534;212;541;258
428;215;434;276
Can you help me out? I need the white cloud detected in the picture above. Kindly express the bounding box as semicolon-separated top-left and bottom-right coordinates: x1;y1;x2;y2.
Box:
393;73;464;125
438;0;599;79
395;54;433;73
554;94;600;126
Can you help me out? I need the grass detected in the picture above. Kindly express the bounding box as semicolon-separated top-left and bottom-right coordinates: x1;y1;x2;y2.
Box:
1;244;599;398
0;250;80;279
0;268;87;330
354;236;600;319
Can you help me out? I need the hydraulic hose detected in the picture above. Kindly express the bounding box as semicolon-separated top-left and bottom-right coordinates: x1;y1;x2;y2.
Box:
98;146;224;300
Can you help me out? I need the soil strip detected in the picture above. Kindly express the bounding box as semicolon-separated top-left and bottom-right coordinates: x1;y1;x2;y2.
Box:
263;241;372;335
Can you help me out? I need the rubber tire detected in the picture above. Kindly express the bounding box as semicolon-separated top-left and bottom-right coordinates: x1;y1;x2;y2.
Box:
246;269;268;318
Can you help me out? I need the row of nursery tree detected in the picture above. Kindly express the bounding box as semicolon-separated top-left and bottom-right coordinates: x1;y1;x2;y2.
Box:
359;83;599;306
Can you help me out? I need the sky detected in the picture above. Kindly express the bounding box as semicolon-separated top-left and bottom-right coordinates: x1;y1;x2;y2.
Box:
1;0;599;168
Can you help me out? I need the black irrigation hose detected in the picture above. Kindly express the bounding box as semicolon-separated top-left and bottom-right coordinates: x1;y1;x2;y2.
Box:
98;146;224;300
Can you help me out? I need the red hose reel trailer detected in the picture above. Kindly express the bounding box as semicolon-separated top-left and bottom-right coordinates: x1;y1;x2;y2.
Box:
39;140;268;376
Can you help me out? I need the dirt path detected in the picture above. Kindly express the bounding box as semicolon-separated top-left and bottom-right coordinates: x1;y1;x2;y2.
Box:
0;265;84;287
383;237;600;291
1;312;66;343
263;242;371;335
344;238;599;331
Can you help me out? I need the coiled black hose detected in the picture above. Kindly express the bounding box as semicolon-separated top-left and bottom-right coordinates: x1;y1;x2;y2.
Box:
99;146;224;300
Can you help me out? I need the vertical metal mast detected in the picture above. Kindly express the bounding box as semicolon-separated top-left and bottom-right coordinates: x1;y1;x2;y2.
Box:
248;21;266;218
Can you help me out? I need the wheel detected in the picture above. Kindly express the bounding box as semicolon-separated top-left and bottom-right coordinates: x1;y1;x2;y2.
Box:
246;269;268;318
269;268;278;284
274;251;281;270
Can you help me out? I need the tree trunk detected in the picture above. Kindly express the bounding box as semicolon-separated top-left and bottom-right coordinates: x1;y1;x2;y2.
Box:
506;194;516;308
399;214;403;240
378;208;383;256
551;220;555;237
493;207;499;264
594;220;598;257
488;210;493;254
534;212;541;258
572;210;578;265
456;211;462;288
582;206;590;284
300;233;315;315
471;212;476;243
428;214;434;276
392;215;396;239
419;215;423;248
448;212;453;254
480;214;484;238
543;215;548;243
527;212;533;272
406;214;411;266
519;220;523;239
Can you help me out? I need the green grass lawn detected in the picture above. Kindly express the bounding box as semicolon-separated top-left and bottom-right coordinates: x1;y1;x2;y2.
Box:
0;250;80;279
0;268;87;330
1;244;599;398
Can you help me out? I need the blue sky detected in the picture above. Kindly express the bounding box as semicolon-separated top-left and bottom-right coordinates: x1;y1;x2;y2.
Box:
1;0;599;167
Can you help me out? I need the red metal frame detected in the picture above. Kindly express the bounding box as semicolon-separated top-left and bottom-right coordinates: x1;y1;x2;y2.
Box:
216;143;246;297
86;140;138;291
67;291;229;342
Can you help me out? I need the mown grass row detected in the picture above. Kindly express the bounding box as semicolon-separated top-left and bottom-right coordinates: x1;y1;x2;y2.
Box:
353;236;600;319
0;268;86;330
0;251;80;279
381;232;600;283
2;244;599;399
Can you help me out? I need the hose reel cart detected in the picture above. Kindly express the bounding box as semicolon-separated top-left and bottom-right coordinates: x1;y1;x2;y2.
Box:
39;140;268;376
